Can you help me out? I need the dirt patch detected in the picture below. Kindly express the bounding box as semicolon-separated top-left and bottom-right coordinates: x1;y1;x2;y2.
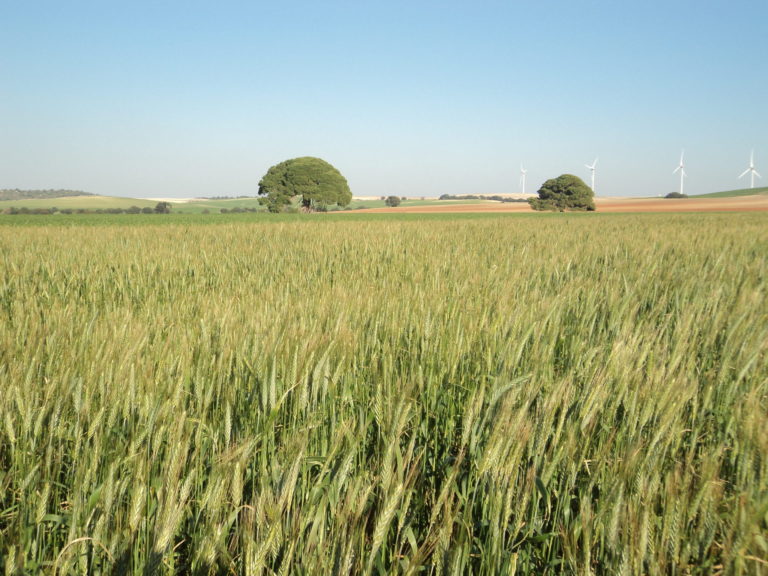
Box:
350;195;768;214
595;195;768;213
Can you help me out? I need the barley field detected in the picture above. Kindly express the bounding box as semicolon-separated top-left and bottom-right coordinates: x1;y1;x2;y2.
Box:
1;213;766;575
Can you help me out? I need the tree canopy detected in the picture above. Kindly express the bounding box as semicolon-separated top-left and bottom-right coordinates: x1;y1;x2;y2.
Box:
258;157;352;212
154;201;172;214
529;174;596;212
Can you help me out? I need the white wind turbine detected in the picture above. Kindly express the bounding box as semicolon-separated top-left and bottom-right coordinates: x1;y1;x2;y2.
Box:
739;149;761;189
520;164;528;195
585;157;598;193
673;150;687;195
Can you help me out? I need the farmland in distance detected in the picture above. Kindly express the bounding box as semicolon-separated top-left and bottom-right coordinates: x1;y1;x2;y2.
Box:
0;213;766;574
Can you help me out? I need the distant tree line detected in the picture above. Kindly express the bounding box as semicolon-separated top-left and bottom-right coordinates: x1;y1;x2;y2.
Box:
0;189;92;201
2;202;173;215
219;207;261;213
3;207;151;215
438;194;529;203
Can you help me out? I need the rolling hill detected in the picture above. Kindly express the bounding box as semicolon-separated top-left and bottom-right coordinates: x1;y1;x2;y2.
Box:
692;186;768;198
0;189;93;201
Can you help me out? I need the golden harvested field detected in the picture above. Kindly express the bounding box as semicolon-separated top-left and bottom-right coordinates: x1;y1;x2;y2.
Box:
596;194;768;212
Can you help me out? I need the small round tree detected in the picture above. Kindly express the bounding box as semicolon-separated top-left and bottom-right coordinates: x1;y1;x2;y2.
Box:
258;157;352;213
529;174;596;212
154;201;172;214
384;196;401;207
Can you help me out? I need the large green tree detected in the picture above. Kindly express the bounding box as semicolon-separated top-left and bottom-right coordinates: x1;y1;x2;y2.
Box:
258;157;352;212
529;174;596;212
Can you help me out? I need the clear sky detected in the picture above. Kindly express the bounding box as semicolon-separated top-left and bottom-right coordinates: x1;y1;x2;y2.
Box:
2;0;766;198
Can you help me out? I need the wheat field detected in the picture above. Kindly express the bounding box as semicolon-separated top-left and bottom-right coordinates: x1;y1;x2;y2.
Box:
1;213;766;575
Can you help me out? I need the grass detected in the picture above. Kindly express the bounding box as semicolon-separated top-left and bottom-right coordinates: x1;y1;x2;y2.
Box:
0;212;766;575
346;198;493;209
176;198;266;214
692;186;768;198
0;211;549;228
0;212;278;227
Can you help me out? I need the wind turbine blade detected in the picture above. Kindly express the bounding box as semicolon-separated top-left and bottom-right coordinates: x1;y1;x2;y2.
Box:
739;168;751;179
755;170;762;179
674;166;681;174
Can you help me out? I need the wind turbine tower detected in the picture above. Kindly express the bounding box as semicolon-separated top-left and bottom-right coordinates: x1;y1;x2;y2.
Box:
673;150;687;195
739;150;761;189
520;164;527;195
585;158;598;193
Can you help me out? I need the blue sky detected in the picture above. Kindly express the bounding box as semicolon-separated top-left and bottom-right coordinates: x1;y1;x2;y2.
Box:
1;0;766;198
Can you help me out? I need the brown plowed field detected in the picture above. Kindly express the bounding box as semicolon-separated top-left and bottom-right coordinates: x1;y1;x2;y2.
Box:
352;195;768;214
